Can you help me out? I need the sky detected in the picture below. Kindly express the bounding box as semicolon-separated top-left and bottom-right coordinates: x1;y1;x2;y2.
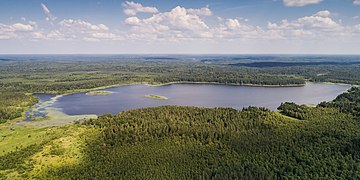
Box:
0;0;360;54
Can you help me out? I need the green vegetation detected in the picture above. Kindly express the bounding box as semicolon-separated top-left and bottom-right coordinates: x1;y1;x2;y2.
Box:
318;87;360;117
85;90;113;96
0;92;38;124
277;102;314;120
0;126;48;156
1;56;360;179
144;94;168;100
0;125;97;179
0;56;358;124
1;88;360;179
0;56;359;124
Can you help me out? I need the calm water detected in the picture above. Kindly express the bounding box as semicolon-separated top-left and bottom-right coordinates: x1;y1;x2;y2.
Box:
33;83;351;116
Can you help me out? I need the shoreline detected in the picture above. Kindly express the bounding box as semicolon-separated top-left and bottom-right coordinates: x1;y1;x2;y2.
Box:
146;81;306;87
14;80;354;127
315;81;359;87
29;80;355;97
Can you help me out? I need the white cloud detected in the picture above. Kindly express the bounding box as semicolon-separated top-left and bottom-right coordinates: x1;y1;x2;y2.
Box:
122;4;359;42
0;24;17;39
124;5;263;41
2;4;359;45
297;12;340;29
12;23;34;31
283;0;360;6
31;31;47;40
0;23;34;32
41;3;57;23
122;5;276;40
266;10;346;39
314;10;331;17
0;22;37;40
187;6;212;16
122;1;158;16
91;32;123;40
124;17;141;25
166;6;210;31
226;19;243;30
5;18;122;41
59;19;109;31
283;0;323;7
47;30;66;40
354;24;360;32
49;19;123;41
124;6;212;40
212;18;263;39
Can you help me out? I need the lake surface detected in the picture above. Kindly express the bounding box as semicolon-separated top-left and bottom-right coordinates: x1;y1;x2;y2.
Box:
35;83;350;116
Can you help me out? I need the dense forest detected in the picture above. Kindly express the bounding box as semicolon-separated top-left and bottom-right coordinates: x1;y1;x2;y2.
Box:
1;87;360;179
230;61;360;68
0;56;359;124
0;56;360;123
1;55;360;179
1;57;360;94
318;87;360;117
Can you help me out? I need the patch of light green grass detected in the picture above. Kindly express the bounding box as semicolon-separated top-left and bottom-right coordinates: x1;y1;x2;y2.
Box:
0;125;48;156
144;94;168;100
85;90;113;96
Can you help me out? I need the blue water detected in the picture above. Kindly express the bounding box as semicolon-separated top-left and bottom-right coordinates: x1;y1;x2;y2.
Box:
33;83;351;116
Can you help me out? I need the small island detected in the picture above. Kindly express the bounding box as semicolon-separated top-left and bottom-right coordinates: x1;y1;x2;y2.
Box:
86;91;113;96
144;94;168;100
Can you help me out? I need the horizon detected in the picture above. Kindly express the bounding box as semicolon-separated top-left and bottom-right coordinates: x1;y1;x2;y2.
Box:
1;53;360;56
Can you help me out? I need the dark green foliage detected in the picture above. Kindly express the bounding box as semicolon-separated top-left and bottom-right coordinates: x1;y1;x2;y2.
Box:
277;102;312;120
153;66;305;86
0;60;307;95
1;56;360;178
318;87;360;117
1;57;359;94
38;102;360;179
0;92;38;124
0;57;359;124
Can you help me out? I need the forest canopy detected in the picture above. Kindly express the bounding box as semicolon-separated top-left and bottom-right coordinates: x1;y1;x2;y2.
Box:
1;56;360;179
1;88;360;179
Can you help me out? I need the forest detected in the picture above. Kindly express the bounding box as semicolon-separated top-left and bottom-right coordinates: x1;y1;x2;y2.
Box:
1;87;360;179
1;55;360;179
0;92;37;124
0;56;357;124
318;87;360;117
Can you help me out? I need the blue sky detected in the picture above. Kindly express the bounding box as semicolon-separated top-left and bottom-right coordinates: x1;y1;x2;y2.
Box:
0;0;359;54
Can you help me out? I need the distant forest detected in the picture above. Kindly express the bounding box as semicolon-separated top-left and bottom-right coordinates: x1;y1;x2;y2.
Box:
0;56;360;124
2;87;359;179
230;61;360;68
1;56;360;179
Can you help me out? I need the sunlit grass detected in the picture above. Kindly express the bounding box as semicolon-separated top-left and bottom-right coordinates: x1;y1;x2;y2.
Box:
144;94;168;100
85;90;113;96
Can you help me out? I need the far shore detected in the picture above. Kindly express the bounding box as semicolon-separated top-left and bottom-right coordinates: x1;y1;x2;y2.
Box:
145;81;306;87
17;80;353;127
29;80;354;98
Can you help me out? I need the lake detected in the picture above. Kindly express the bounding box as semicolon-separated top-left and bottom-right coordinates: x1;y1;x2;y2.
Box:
34;83;350;116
